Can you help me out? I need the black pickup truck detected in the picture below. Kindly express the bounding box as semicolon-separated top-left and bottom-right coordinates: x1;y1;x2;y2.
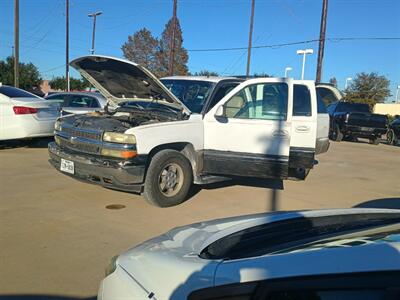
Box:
327;101;388;144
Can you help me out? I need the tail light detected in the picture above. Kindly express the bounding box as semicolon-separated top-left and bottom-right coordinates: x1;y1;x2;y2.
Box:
13;106;38;114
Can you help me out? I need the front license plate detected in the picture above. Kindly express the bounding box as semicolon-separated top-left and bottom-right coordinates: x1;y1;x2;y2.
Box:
60;158;74;174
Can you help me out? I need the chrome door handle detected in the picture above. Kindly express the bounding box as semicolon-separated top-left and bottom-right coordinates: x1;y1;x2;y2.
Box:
296;126;310;132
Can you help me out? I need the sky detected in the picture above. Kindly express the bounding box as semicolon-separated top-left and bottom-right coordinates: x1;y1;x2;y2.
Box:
0;0;399;101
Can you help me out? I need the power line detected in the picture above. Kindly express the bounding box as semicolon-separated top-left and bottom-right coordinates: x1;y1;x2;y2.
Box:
186;37;400;52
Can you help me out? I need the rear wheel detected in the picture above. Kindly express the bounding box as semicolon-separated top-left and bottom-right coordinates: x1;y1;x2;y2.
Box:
143;149;193;207
331;124;343;142
387;129;398;145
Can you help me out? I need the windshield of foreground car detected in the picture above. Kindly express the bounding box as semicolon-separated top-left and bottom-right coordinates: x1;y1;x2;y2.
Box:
336;102;370;113
161;79;215;113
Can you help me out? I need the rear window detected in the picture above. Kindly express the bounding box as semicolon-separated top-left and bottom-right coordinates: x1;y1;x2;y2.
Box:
0;85;39;98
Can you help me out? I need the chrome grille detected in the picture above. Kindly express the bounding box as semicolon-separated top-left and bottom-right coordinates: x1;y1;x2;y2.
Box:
58;136;101;154
62;126;102;141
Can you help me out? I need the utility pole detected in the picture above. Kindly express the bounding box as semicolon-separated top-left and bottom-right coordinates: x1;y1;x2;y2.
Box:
66;0;70;91
169;0;178;76
14;0;19;88
88;11;102;55
316;0;328;83
246;0;255;77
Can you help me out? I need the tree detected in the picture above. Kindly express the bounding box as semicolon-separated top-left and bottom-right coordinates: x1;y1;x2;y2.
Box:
345;72;391;107
50;76;90;91
121;28;159;74
193;70;219;76
0;56;41;90
329;77;337;87
157;18;189;77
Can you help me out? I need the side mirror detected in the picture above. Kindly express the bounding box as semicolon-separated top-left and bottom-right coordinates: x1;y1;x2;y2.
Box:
214;105;225;117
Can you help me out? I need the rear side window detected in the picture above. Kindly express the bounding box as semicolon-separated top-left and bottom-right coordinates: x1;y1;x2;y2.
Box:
0;86;39;98
293;85;311;116
66;95;99;108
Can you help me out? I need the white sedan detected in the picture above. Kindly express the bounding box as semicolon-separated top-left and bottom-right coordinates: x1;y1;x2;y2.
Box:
99;208;400;300
0;84;59;140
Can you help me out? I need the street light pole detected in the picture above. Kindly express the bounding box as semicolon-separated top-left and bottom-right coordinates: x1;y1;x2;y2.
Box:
66;0;70;91
296;49;313;80
88;11;102;55
284;67;292;78
396;85;400;103
345;77;352;90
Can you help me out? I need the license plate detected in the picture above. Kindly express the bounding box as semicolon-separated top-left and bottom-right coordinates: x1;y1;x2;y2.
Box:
60;158;74;174
360;127;373;132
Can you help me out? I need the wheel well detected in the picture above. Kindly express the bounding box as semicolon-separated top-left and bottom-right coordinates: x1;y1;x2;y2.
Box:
147;143;199;176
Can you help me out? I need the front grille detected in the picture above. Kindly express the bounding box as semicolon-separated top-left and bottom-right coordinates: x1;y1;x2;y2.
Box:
58;136;101;155
62;126;102;141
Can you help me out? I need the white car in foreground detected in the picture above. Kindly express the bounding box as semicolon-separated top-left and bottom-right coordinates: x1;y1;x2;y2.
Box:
99;208;400;300
0;84;59;140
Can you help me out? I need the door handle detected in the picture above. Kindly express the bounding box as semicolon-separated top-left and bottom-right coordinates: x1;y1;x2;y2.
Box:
272;130;289;137
296;126;310;132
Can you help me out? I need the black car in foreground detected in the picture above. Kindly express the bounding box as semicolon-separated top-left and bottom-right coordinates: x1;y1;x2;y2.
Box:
387;117;400;145
327;101;388;144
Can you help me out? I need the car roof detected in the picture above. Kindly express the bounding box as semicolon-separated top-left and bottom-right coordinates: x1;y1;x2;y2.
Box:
46;91;104;98
161;75;242;83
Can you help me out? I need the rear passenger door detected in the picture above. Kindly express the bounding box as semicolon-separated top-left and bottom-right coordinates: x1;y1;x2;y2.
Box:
289;81;317;169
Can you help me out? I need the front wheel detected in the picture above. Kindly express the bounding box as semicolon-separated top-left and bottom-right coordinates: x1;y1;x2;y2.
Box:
143;149;193;207
387;129;398;145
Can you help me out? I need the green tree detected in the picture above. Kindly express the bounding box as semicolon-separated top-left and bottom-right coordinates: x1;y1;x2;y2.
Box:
329;77;338;87
50;76;90;91
157;18;189;77
193;70;219;76
0;56;42;90
345;72;391;107
121;28;159;74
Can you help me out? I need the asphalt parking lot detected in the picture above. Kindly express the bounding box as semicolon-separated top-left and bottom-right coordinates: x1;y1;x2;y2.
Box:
0;139;399;299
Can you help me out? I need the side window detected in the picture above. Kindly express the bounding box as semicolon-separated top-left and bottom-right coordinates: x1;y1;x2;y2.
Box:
316;87;338;106
293;84;311;116
47;95;68;107
207;82;240;112
317;92;328;113
67;96;98;108
224;83;288;120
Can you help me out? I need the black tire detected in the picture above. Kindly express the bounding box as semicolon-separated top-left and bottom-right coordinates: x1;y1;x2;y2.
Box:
331;124;343;142
143;149;193;207
369;137;380;145
387;129;398;145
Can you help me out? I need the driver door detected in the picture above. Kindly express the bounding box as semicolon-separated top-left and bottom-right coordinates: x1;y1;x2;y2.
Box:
203;78;293;179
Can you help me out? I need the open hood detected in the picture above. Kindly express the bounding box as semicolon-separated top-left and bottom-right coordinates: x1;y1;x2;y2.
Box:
70;55;190;114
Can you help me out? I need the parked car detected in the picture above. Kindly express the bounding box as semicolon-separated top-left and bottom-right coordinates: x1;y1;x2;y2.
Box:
326;101;388;144
98;208;400;300
0;84;59;141
45;91;107;115
48;55;329;207
387;117;400;145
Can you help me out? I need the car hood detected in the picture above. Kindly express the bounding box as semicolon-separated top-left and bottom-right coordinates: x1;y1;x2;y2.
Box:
70;55;191;114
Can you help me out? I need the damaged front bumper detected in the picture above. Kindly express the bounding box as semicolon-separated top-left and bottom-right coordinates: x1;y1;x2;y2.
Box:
48;142;146;193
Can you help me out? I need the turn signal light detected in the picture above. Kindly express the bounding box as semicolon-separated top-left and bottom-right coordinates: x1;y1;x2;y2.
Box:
13;106;38;114
101;148;137;159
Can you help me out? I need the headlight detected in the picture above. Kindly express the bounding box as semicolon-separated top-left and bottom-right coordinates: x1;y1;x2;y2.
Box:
103;132;136;144
105;255;119;277
54;120;61;131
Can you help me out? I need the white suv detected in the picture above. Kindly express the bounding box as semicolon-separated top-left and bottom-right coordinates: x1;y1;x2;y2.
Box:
48;55;330;207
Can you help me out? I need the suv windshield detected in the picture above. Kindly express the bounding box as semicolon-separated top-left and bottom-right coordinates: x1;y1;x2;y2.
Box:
336;102;370;113
161;79;215;113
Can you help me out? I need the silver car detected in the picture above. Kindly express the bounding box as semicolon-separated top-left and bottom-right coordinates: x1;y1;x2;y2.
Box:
45;91;107;115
